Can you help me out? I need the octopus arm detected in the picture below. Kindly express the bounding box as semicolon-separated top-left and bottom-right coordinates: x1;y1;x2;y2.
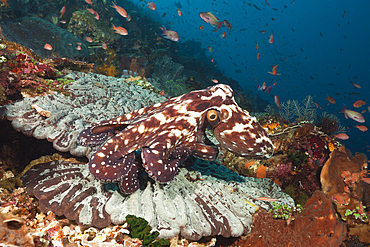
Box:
192;143;219;161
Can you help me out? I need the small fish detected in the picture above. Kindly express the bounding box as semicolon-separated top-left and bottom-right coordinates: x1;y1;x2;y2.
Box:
362;177;370;184
126;15;131;21
355;125;368;132
60;5;66;18
223;20;233;29
361;109;367;114
208;47;213;52
334;133;349;140
222;32;226;39
256;197;277;201
340;105;365;123
314;102;323;110
162;13;166;17
260;30;267;33
350;81;361;88
85;0;92;5
326;95;336;104
87;8;99;19
257;52;260;59
102;43;107;49
274;95;281;108
44;43;53;50
76;45;82;50
85;36;93;42
269;33;273;43
112;24;128;35
211;79;218;83
199;12;223;29
200;25;204;30
60;20;67;24
256;41;259;50
160;26;179;42
353;100;365;108
111;2;127;18
268;64;281;75
177;8;181;16
147;2;156;10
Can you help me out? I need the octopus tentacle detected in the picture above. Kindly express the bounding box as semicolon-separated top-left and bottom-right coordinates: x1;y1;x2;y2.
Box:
118;159;141;194
192;143;219;161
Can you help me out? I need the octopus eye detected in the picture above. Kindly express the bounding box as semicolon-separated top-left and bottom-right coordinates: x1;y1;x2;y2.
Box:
220;109;229;120
207;110;220;127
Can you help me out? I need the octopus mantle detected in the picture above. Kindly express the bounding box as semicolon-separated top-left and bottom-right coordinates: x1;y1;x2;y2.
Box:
77;84;274;194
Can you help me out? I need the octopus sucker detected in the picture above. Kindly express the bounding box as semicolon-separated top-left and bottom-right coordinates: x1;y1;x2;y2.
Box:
78;84;274;194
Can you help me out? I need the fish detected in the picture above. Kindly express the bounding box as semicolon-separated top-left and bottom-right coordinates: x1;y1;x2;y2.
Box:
112;24;128;35
350;81;361;88
147;2;156;10
211;79;218;83
257;52;260;59
274;95;281;108
355;125;368;132
340;105;365;123
268;64;281;75
362;177;370;184
200;25;204;30
256;41;259;50
314;102;323;110
102;43;107;49
222;32;226;39
177;8;181;16
85;37;93;42
44;43;53;50
199;12;223;29
76;45;82;50
160;26;179;42
269;33;273;43
353;100;365;108
60;20;67;24
223;20;233;29
260;30;267;33
111;2;128;18
326;95;336;104
85;0;92;5
256;197;277;202
87;8;99;20
60;6;66;18
126;15;131;21
334;133;349;140
208;47;213;52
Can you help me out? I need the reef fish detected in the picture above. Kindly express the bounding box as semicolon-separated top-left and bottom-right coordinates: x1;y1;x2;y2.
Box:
340;105;365;123
147;1;156;10
199;12;223;29
111;2;128;18
160;26;179;41
78;84;275;194
112;24;128;35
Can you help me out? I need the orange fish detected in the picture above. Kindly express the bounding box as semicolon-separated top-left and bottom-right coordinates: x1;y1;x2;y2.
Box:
260;30;267;33
177;8;181;16
350;81;361;88
160;26;179;41
102;43;107;49
211;79;218;83
85;36;93;42
222;32;226;39
199;12;223;29
76;45;82;50
256;197;277;202
60;6;66;18
60;20;67;24
87;8;99;19
269;33;273;43
44;43;53;50
112;24;128;35
274;95;281;108
211;58;214;62
256;41;259;50
111;2;127;18
355;125;368;132
334;133;349;140
353;100;365;108
256;52;260;59
208;47;213;52
147;2;156;10
314;102;323;110
85;0;92;5
326;95;336;104
200;25;204;30
268;64;281;75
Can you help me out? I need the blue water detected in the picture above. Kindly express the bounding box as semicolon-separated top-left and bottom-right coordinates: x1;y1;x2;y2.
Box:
129;0;370;157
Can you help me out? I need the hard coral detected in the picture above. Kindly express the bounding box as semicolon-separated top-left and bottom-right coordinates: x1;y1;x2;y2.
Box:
237;191;346;247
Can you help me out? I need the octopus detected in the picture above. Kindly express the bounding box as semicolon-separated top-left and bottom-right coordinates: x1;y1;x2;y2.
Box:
78;84;274;194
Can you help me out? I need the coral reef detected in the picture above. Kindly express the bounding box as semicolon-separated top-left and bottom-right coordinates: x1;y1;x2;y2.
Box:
21;155;294;240
0;214;34;246
1;17;88;58
320;146;370;243
126;214;170;246
236;191;347;247
316;112;346;136
1;72;166;156
278;95;317;122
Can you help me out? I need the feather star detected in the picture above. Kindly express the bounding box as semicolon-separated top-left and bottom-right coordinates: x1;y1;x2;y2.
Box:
77;84;274;194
